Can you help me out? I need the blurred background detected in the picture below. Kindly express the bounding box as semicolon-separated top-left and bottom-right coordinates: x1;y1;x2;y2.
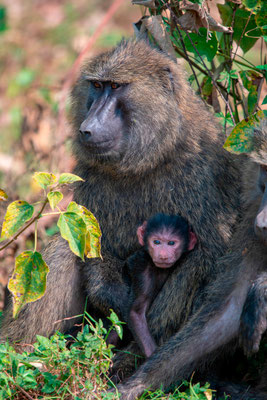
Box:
0;0;141;308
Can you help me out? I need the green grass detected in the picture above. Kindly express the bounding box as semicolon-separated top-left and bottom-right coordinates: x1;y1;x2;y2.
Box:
0;311;217;399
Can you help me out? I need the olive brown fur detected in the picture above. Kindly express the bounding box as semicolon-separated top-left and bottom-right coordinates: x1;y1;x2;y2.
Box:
1;40;250;397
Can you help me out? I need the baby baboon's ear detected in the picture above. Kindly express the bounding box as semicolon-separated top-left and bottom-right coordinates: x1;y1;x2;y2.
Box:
137;221;147;246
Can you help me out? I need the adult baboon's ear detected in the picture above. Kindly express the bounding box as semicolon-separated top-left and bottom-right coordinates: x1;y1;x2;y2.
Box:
137;221;147;246
163;67;175;92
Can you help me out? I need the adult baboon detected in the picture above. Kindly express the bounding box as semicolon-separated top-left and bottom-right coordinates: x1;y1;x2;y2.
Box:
113;120;267;400
1;40;243;394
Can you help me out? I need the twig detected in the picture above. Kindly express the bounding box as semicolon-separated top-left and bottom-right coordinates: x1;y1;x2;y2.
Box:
0;198;49;253
173;45;241;100
53;314;83;325
15;385;35;400
163;1;236;125
218;51;263;73
4;371;34;400
172;19;203;96
260;36;263;66
232;11;253;61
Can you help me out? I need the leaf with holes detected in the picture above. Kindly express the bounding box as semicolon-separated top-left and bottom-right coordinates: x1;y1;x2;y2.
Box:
1;201;34;239
183;28;217;62
8;251;49;318
223;110;266;154
0;189;8;201
67;201;102;259
47;191;63;210
33;172;57;190
58;173;84;185
57;211;86;259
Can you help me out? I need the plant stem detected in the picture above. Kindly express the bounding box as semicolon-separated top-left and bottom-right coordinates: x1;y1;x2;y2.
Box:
173;21;202;96
232;11;253;61
173;45;241;100
218;51;264;73
34;220;38;252
232;79;240;123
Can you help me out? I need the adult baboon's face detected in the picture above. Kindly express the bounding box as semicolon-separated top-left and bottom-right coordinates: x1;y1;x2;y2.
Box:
71;40;185;172
79;80;129;156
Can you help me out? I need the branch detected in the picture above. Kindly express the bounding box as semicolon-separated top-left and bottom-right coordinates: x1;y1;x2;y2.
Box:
232;11;253;61
173;45;241;100
172;20;203;96
164;1;236;125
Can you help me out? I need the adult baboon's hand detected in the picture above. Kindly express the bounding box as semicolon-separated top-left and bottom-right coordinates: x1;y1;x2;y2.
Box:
239;274;267;356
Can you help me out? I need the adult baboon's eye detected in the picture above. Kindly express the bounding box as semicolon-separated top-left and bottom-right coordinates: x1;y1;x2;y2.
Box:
111;82;120;89
93;81;102;89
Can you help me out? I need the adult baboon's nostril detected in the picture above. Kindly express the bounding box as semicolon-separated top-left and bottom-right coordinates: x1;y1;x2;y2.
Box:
79;129;92;137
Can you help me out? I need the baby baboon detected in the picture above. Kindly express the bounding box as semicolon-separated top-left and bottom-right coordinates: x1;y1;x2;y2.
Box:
114;120;267;400
1;40;248;396
127;213;197;358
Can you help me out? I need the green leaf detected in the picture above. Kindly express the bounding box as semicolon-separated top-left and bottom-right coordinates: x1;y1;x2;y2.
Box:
33;172;57;190
239;70;262;114
233;9;258;53
201;77;212;96
107;310;124;340
67;201;102;259
242;0;262;12
256;64;267;71
215;112;235;127
1;201;34;239
47;191;63;210
0;6;7;33
8;251;49;319
58;173;84;185
184;28;218;62
262;95;267;105
217;4;233;27
57;212;86;259
15;69;35;88
223;110;266;154
0;189;8;201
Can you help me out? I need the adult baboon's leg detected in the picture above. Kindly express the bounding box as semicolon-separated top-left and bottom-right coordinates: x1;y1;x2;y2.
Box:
1;236;85;346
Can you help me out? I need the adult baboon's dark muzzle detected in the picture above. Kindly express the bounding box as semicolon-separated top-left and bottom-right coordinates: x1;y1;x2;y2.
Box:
79;93;123;152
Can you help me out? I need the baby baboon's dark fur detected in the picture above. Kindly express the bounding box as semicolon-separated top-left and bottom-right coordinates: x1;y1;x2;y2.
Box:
1;40;254;397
